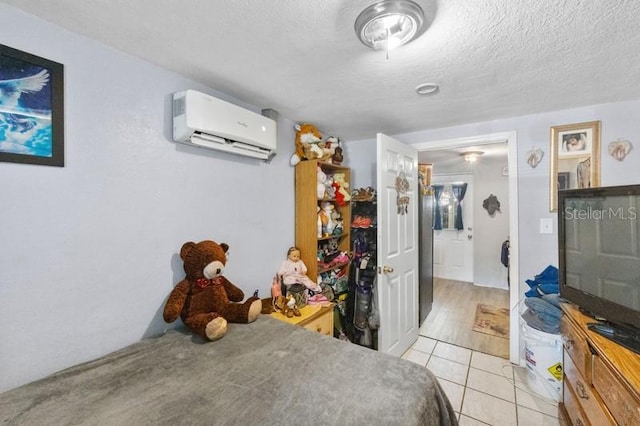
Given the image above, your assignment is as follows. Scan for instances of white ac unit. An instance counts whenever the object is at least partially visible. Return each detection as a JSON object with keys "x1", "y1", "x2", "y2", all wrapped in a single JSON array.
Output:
[{"x1": 172, "y1": 90, "x2": 277, "y2": 161}]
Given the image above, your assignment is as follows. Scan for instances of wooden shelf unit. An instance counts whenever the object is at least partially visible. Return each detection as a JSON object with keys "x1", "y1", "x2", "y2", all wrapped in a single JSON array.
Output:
[
  {"x1": 560, "y1": 302, "x2": 640, "y2": 425},
  {"x1": 294, "y1": 159, "x2": 351, "y2": 283}
]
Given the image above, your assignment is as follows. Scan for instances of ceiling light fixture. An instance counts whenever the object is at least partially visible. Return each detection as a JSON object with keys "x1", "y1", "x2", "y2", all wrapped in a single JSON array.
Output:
[
  {"x1": 415, "y1": 82, "x2": 439, "y2": 95},
  {"x1": 355, "y1": 0, "x2": 425, "y2": 58},
  {"x1": 461, "y1": 151, "x2": 484, "y2": 163}
]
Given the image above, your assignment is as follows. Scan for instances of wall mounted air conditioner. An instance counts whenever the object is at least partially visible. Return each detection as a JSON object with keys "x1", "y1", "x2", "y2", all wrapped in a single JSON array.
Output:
[{"x1": 173, "y1": 90, "x2": 277, "y2": 161}]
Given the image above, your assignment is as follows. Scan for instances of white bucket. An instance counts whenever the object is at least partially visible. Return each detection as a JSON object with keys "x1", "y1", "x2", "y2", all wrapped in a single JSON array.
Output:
[{"x1": 523, "y1": 323, "x2": 563, "y2": 402}]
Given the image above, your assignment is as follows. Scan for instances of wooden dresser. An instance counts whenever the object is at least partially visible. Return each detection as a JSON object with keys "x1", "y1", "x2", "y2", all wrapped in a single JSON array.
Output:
[
  {"x1": 270, "y1": 304, "x2": 334, "y2": 337},
  {"x1": 560, "y1": 303, "x2": 640, "y2": 425}
]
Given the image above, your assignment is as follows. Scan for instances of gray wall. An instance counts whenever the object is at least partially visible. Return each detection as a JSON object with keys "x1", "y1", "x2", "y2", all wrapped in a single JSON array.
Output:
[{"x1": 0, "y1": 4, "x2": 296, "y2": 392}]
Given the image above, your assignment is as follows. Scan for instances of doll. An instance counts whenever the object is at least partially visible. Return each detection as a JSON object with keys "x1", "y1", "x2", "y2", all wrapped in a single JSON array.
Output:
[{"x1": 278, "y1": 247, "x2": 321, "y2": 292}]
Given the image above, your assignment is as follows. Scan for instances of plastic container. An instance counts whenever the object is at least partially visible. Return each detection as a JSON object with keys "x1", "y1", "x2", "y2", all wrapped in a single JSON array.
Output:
[{"x1": 523, "y1": 323, "x2": 563, "y2": 402}]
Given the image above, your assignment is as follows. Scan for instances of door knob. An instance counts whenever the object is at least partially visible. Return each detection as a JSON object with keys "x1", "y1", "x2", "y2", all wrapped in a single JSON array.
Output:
[{"x1": 380, "y1": 265, "x2": 394, "y2": 274}]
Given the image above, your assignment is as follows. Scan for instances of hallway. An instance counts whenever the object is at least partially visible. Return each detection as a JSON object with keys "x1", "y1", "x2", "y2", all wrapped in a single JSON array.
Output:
[{"x1": 420, "y1": 278, "x2": 510, "y2": 359}]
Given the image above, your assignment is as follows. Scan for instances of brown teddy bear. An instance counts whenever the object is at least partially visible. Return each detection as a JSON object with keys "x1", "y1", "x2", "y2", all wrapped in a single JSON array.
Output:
[{"x1": 163, "y1": 240, "x2": 262, "y2": 341}]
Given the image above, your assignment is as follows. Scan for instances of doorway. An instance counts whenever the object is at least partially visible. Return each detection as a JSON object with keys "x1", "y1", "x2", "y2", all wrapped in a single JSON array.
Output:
[{"x1": 413, "y1": 132, "x2": 520, "y2": 364}]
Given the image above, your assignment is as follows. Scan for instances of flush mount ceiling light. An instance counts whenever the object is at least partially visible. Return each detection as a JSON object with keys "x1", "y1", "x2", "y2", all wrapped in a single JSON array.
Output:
[
  {"x1": 355, "y1": 0, "x2": 426, "y2": 53},
  {"x1": 461, "y1": 151, "x2": 484, "y2": 163}
]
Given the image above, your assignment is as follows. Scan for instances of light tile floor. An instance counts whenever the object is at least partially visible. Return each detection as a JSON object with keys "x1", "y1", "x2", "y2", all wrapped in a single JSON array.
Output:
[{"x1": 402, "y1": 336, "x2": 567, "y2": 425}]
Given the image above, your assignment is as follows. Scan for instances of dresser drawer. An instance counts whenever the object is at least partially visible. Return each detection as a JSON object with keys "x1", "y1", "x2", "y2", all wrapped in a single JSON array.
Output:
[
  {"x1": 564, "y1": 379, "x2": 591, "y2": 426},
  {"x1": 303, "y1": 309, "x2": 333, "y2": 336},
  {"x1": 561, "y1": 315, "x2": 590, "y2": 380},
  {"x1": 592, "y1": 354, "x2": 640, "y2": 425},
  {"x1": 563, "y1": 351, "x2": 615, "y2": 425}
]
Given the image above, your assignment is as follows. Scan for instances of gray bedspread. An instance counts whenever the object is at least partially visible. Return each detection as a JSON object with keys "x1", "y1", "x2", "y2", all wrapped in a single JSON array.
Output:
[{"x1": 0, "y1": 316, "x2": 457, "y2": 425}]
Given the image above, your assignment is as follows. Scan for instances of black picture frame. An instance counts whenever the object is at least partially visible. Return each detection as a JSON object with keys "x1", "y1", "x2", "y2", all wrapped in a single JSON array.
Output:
[{"x1": 0, "y1": 44, "x2": 64, "y2": 167}]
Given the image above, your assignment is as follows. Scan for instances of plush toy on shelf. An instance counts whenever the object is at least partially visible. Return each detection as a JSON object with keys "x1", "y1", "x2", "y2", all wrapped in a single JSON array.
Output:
[
  {"x1": 332, "y1": 172, "x2": 351, "y2": 206},
  {"x1": 290, "y1": 123, "x2": 323, "y2": 166},
  {"x1": 162, "y1": 240, "x2": 262, "y2": 341},
  {"x1": 318, "y1": 201, "x2": 336, "y2": 236},
  {"x1": 317, "y1": 165, "x2": 327, "y2": 199},
  {"x1": 329, "y1": 137, "x2": 344, "y2": 165}
]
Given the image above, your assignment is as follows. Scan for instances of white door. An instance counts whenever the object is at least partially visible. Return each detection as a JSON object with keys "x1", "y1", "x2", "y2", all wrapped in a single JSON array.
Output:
[
  {"x1": 432, "y1": 174, "x2": 474, "y2": 283},
  {"x1": 376, "y1": 133, "x2": 419, "y2": 356}
]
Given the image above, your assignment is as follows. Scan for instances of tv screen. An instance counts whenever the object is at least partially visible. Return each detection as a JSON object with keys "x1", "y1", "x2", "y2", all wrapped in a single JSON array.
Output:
[{"x1": 558, "y1": 185, "x2": 640, "y2": 333}]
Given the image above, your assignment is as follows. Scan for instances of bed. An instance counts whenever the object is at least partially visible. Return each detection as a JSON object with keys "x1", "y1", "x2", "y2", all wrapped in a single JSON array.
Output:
[{"x1": 0, "y1": 316, "x2": 457, "y2": 425}]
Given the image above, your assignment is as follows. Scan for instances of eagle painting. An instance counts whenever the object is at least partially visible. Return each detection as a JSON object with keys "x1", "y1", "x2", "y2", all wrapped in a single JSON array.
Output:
[{"x1": 0, "y1": 67, "x2": 53, "y2": 157}]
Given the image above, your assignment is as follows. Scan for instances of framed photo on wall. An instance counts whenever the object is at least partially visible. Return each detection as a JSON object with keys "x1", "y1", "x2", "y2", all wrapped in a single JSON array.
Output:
[
  {"x1": 0, "y1": 44, "x2": 64, "y2": 167},
  {"x1": 549, "y1": 121, "x2": 600, "y2": 211}
]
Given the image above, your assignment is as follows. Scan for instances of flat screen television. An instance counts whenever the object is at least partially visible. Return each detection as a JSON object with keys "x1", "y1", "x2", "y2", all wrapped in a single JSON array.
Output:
[{"x1": 558, "y1": 185, "x2": 640, "y2": 353}]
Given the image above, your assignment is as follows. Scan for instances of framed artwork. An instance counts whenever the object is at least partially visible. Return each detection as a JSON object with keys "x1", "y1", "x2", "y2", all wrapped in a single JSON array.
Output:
[
  {"x1": 549, "y1": 121, "x2": 600, "y2": 211},
  {"x1": 0, "y1": 44, "x2": 64, "y2": 167},
  {"x1": 418, "y1": 163, "x2": 433, "y2": 195}
]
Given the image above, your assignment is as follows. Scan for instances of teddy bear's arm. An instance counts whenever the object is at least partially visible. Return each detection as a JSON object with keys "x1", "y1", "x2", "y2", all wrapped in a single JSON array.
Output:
[
  {"x1": 163, "y1": 279, "x2": 190, "y2": 323},
  {"x1": 220, "y1": 276, "x2": 245, "y2": 302}
]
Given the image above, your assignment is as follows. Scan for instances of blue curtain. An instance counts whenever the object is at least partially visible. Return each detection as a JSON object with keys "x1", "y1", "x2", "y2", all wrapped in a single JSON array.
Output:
[
  {"x1": 451, "y1": 183, "x2": 468, "y2": 230},
  {"x1": 432, "y1": 185, "x2": 444, "y2": 230}
]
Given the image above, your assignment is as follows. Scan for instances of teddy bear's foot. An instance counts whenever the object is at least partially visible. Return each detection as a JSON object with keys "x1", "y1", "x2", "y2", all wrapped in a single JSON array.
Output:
[
  {"x1": 247, "y1": 299, "x2": 262, "y2": 323},
  {"x1": 205, "y1": 317, "x2": 228, "y2": 341}
]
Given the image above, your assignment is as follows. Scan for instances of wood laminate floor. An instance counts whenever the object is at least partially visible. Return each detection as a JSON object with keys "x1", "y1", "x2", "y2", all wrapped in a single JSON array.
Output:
[{"x1": 420, "y1": 278, "x2": 510, "y2": 359}]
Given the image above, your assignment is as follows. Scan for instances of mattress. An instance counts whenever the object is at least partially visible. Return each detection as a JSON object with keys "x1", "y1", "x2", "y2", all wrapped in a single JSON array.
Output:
[{"x1": 0, "y1": 316, "x2": 457, "y2": 425}]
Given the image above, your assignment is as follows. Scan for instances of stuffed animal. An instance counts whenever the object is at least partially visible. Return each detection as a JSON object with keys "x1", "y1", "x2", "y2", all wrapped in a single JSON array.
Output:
[
  {"x1": 318, "y1": 201, "x2": 335, "y2": 236},
  {"x1": 291, "y1": 123, "x2": 323, "y2": 166},
  {"x1": 317, "y1": 166, "x2": 327, "y2": 199},
  {"x1": 329, "y1": 137, "x2": 344, "y2": 165},
  {"x1": 332, "y1": 172, "x2": 351, "y2": 206},
  {"x1": 274, "y1": 294, "x2": 301, "y2": 318},
  {"x1": 324, "y1": 173, "x2": 336, "y2": 199},
  {"x1": 317, "y1": 140, "x2": 335, "y2": 163},
  {"x1": 163, "y1": 240, "x2": 262, "y2": 341}
]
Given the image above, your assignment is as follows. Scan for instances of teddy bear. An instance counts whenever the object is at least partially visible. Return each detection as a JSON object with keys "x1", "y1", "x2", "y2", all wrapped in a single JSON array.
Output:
[
  {"x1": 163, "y1": 240, "x2": 262, "y2": 341},
  {"x1": 290, "y1": 123, "x2": 323, "y2": 166}
]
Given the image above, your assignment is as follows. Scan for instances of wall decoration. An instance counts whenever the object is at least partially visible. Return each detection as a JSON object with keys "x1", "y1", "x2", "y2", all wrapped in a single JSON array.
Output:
[
  {"x1": 0, "y1": 44, "x2": 64, "y2": 167},
  {"x1": 395, "y1": 170, "x2": 410, "y2": 215},
  {"x1": 482, "y1": 194, "x2": 501, "y2": 217},
  {"x1": 526, "y1": 148, "x2": 544, "y2": 168},
  {"x1": 549, "y1": 121, "x2": 600, "y2": 211},
  {"x1": 608, "y1": 138, "x2": 632, "y2": 161},
  {"x1": 418, "y1": 163, "x2": 432, "y2": 195}
]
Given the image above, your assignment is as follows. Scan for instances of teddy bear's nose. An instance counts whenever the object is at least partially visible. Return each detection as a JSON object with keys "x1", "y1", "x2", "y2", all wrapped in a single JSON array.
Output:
[{"x1": 215, "y1": 268, "x2": 221, "y2": 275}]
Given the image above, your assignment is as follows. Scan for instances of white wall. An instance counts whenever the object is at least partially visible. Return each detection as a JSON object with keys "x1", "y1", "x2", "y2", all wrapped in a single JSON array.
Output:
[
  {"x1": 473, "y1": 156, "x2": 510, "y2": 288},
  {"x1": 0, "y1": 4, "x2": 296, "y2": 392}
]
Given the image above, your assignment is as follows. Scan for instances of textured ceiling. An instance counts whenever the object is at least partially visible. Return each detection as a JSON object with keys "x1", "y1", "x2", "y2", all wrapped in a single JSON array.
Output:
[{"x1": 3, "y1": 0, "x2": 640, "y2": 140}]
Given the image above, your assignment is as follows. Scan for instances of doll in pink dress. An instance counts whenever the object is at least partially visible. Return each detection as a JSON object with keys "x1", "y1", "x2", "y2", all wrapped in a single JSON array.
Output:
[{"x1": 278, "y1": 247, "x2": 321, "y2": 292}]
